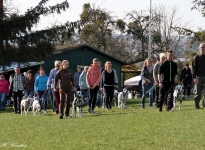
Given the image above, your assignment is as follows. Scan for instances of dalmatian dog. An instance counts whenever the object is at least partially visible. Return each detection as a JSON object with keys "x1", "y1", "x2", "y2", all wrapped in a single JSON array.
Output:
[
  {"x1": 113, "y1": 90, "x2": 119, "y2": 107},
  {"x1": 171, "y1": 85, "x2": 184, "y2": 111},
  {"x1": 72, "y1": 91, "x2": 84, "y2": 117},
  {"x1": 21, "y1": 96, "x2": 32, "y2": 115},
  {"x1": 118, "y1": 88, "x2": 128, "y2": 109},
  {"x1": 32, "y1": 98, "x2": 41, "y2": 116}
]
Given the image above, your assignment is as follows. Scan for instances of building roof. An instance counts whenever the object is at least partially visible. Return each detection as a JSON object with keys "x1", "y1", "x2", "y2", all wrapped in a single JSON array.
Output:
[{"x1": 54, "y1": 44, "x2": 127, "y2": 65}]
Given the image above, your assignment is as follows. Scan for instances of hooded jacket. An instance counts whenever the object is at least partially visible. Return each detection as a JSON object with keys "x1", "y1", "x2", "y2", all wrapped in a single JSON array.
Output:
[
  {"x1": 180, "y1": 68, "x2": 192, "y2": 84},
  {"x1": 0, "y1": 79, "x2": 9, "y2": 94},
  {"x1": 79, "y1": 71, "x2": 88, "y2": 89},
  {"x1": 86, "y1": 64, "x2": 101, "y2": 88}
]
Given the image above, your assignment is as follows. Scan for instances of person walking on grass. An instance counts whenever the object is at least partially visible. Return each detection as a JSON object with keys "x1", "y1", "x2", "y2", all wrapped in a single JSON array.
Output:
[
  {"x1": 86, "y1": 58, "x2": 101, "y2": 114},
  {"x1": 47, "y1": 60, "x2": 61, "y2": 114},
  {"x1": 24, "y1": 70, "x2": 35, "y2": 98},
  {"x1": 158, "y1": 50, "x2": 178, "y2": 112},
  {"x1": 101, "y1": 61, "x2": 118, "y2": 110},
  {"x1": 34, "y1": 68, "x2": 49, "y2": 113},
  {"x1": 153, "y1": 53, "x2": 166, "y2": 107},
  {"x1": 180, "y1": 63, "x2": 192, "y2": 99},
  {"x1": 192, "y1": 43, "x2": 205, "y2": 109},
  {"x1": 0, "y1": 73, "x2": 9, "y2": 111},
  {"x1": 74, "y1": 67, "x2": 81, "y2": 91},
  {"x1": 54, "y1": 60, "x2": 76, "y2": 119},
  {"x1": 141, "y1": 58, "x2": 154, "y2": 109},
  {"x1": 9, "y1": 66, "x2": 26, "y2": 114}
]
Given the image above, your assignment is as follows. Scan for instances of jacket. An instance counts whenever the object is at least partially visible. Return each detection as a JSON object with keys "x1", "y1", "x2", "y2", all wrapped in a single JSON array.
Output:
[
  {"x1": 192, "y1": 55, "x2": 205, "y2": 78},
  {"x1": 0, "y1": 79, "x2": 9, "y2": 94},
  {"x1": 86, "y1": 64, "x2": 101, "y2": 87},
  {"x1": 9, "y1": 73, "x2": 26, "y2": 92},
  {"x1": 180, "y1": 68, "x2": 192, "y2": 84},
  {"x1": 34, "y1": 75, "x2": 48, "y2": 92},
  {"x1": 101, "y1": 69, "x2": 118, "y2": 88},
  {"x1": 141, "y1": 66, "x2": 154, "y2": 86},
  {"x1": 74, "y1": 71, "x2": 81, "y2": 87},
  {"x1": 54, "y1": 68, "x2": 74, "y2": 90},
  {"x1": 79, "y1": 71, "x2": 88, "y2": 89}
]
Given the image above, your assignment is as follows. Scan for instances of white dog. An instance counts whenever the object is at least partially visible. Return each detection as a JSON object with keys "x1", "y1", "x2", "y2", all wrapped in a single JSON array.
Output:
[
  {"x1": 118, "y1": 88, "x2": 128, "y2": 109},
  {"x1": 32, "y1": 100, "x2": 41, "y2": 116},
  {"x1": 21, "y1": 97, "x2": 32, "y2": 115},
  {"x1": 72, "y1": 91, "x2": 84, "y2": 117},
  {"x1": 171, "y1": 85, "x2": 184, "y2": 111}
]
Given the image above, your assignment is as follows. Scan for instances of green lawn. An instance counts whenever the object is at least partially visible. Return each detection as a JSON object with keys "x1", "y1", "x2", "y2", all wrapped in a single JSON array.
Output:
[{"x1": 0, "y1": 98, "x2": 205, "y2": 150}]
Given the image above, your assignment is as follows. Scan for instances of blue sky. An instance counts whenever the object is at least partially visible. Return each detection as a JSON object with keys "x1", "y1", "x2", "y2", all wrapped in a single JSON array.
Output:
[{"x1": 13, "y1": 0, "x2": 205, "y2": 31}]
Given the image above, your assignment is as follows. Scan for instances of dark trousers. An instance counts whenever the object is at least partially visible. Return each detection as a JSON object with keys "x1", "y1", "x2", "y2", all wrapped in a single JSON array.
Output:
[
  {"x1": 183, "y1": 83, "x2": 191, "y2": 96},
  {"x1": 54, "y1": 91, "x2": 60, "y2": 111},
  {"x1": 194, "y1": 76, "x2": 205, "y2": 108},
  {"x1": 158, "y1": 82, "x2": 174, "y2": 110},
  {"x1": 104, "y1": 86, "x2": 114, "y2": 109},
  {"x1": 88, "y1": 86, "x2": 99, "y2": 110},
  {"x1": 59, "y1": 89, "x2": 71, "y2": 116},
  {"x1": 155, "y1": 86, "x2": 159, "y2": 106},
  {"x1": 12, "y1": 90, "x2": 23, "y2": 113}
]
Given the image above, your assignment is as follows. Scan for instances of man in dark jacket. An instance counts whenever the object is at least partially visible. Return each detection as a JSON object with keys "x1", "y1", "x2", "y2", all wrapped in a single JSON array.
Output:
[
  {"x1": 180, "y1": 63, "x2": 192, "y2": 98},
  {"x1": 192, "y1": 43, "x2": 205, "y2": 109},
  {"x1": 158, "y1": 50, "x2": 178, "y2": 112}
]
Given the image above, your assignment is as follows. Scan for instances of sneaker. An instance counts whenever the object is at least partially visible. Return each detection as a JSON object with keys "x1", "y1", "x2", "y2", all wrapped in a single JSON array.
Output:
[
  {"x1": 44, "y1": 111, "x2": 47, "y2": 114},
  {"x1": 88, "y1": 107, "x2": 91, "y2": 113},
  {"x1": 66, "y1": 115, "x2": 71, "y2": 119},
  {"x1": 159, "y1": 107, "x2": 162, "y2": 112},
  {"x1": 91, "y1": 110, "x2": 95, "y2": 114},
  {"x1": 59, "y1": 114, "x2": 64, "y2": 119},
  {"x1": 149, "y1": 106, "x2": 154, "y2": 109}
]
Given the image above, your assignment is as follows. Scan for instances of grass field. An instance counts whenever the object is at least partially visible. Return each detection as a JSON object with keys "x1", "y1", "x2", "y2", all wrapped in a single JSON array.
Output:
[{"x1": 0, "y1": 97, "x2": 205, "y2": 150}]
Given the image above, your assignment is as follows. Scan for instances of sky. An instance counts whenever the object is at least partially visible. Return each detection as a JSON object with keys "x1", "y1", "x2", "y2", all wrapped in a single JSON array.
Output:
[{"x1": 12, "y1": 0, "x2": 205, "y2": 31}]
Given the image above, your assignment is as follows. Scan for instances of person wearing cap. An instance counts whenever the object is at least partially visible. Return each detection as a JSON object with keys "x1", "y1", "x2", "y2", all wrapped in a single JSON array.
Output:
[
  {"x1": 153, "y1": 53, "x2": 166, "y2": 107},
  {"x1": 158, "y1": 50, "x2": 178, "y2": 112},
  {"x1": 74, "y1": 67, "x2": 82, "y2": 91},
  {"x1": 34, "y1": 68, "x2": 49, "y2": 113},
  {"x1": 0, "y1": 73, "x2": 9, "y2": 111},
  {"x1": 180, "y1": 63, "x2": 192, "y2": 99},
  {"x1": 24, "y1": 70, "x2": 35, "y2": 98},
  {"x1": 9, "y1": 66, "x2": 26, "y2": 114},
  {"x1": 192, "y1": 43, "x2": 205, "y2": 109},
  {"x1": 47, "y1": 60, "x2": 61, "y2": 114}
]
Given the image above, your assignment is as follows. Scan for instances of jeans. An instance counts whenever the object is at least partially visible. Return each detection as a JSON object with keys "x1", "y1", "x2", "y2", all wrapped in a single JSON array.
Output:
[
  {"x1": 38, "y1": 90, "x2": 48, "y2": 111},
  {"x1": 96, "y1": 89, "x2": 103, "y2": 107},
  {"x1": 0, "y1": 92, "x2": 6, "y2": 110},
  {"x1": 24, "y1": 89, "x2": 34, "y2": 98},
  {"x1": 141, "y1": 85, "x2": 153, "y2": 108},
  {"x1": 81, "y1": 89, "x2": 89, "y2": 105}
]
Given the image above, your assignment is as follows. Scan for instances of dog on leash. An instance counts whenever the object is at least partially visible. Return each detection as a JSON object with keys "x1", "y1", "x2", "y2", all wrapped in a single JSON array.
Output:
[
  {"x1": 118, "y1": 88, "x2": 128, "y2": 109},
  {"x1": 72, "y1": 91, "x2": 84, "y2": 117},
  {"x1": 21, "y1": 97, "x2": 32, "y2": 115},
  {"x1": 32, "y1": 99, "x2": 41, "y2": 116},
  {"x1": 171, "y1": 85, "x2": 184, "y2": 111},
  {"x1": 113, "y1": 90, "x2": 119, "y2": 107}
]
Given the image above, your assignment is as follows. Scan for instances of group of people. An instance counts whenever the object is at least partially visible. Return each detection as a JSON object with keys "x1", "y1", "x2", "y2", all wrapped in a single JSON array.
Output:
[
  {"x1": 140, "y1": 43, "x2": 205, "y2": 112},
  {"x1": 0, "y1": 58, "x2": 119, "y2": 119}
]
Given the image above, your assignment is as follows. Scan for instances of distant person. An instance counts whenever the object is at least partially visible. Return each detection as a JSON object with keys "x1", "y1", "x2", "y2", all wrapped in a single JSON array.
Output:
[
  {"x1": 153, "y1": 53, "x2": 166, "y2": 107},
  {"x1": 0, "y1": 73, "x2": 9, "y2": 111},
  {"x1": 180, "y1": 63, "x2": 192, "y2": 99},
  {"x1": 34, "y1": 67, "x2": 40, "y2": 80},
  {"x1": 54, "y1": 60, "x2": 76, "y2": 119},
  {"x1": 24, "y1": 70, "x2": 35, "y2": 98},
  {"x1": 86, "y1": 58, "x2": 101, "y2": 114},
  {"x1": 74, "y1": 67, "x2": 81, "y2": 91},
  {"x1": 158, "y1": 50, "x2": 178, "y2": 112},
  {"x1": 47, "y1": 60, "x2": 61, "y2": 114},
  {"x1": 79, "y1": 66, "x2": 89, "y2": 104},
  {"x1": 192, "y1": 43, "x2": 205, "y2": 109},
  {"x1": 9, "y1": 66, "x2": 26, "y2": 114},
  {"x1": 34, "y1": 68, "x2": 49, "y2": 113},
  {"x1": 141, "y1": 58, "x2": 154, "y2": 109},
  {"x1": 101, "y1": 61, "x2": 118, "y2": 110}
]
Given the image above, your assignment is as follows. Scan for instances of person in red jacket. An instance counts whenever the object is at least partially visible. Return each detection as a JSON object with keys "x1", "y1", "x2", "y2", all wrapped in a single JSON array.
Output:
[
  {"x1": 0, "y1": 73, "x2": 9, "y2": 111},
  {"x1": 86, "y1": 58, "x2": 101, "y2": 114}
]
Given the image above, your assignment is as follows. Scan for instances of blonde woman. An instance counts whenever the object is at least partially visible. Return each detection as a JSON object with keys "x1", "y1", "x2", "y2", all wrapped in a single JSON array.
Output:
[
  {"x1": 101, "y1": 61, "x2": 118, "y2": 110},
  {"x1": 141, "y1": 58, "x2": 154, "y2": 109}
]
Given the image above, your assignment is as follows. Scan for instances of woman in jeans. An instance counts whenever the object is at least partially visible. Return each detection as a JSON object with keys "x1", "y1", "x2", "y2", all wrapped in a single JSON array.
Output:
[
  {"x1": 101, "y1": 61, "x2": 118, "y2": 110},
  {"x1": 24, "y1": 70, "x2": 34, "y2": 98},
  {"x1": 0, "y1": 73, "x2": 9, "y2": 111},
  {"x1": 141, "y1": 58, "x2": 154, "y2": 109},
  {"x1": 86, "y1": 58, "x2": 101, "y2": 114}
]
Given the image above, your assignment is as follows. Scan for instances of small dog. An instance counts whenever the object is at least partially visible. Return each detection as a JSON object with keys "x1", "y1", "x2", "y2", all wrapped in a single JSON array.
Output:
[
  {"x1": 113, "y1": 90, "x2": 119, "y2": 107},
  {"x1": 171, "y1": 85, "x2": 184, "y2": 111},
  {"x1": 72, "y1": 91, "x2": 84, "y2": 117},
  {"x1": 32, "y1": 99, "x2": 41, "y2": 116},
  {"x1": 118, "y1": 88, "x2": 128, "y2": 109},
  {"x1": 21, "y1": 97, "x2": 32, "y2": 115}
]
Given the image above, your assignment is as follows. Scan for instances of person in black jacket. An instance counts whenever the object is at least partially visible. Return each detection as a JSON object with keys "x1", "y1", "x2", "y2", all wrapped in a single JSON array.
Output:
[
  {"x1": 180, "y1": 64, "x2": 192, "y2": 98},
  {"x1": 158, "y1": 50, "x2": 178, "y2": 112}
]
